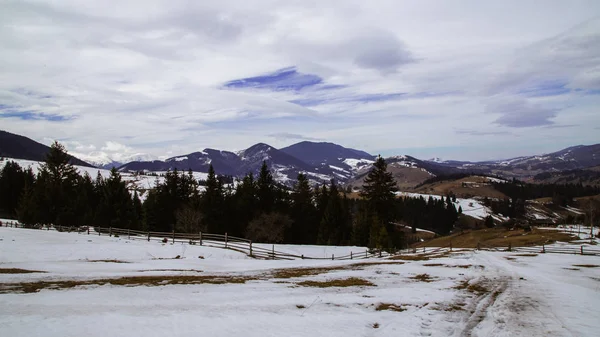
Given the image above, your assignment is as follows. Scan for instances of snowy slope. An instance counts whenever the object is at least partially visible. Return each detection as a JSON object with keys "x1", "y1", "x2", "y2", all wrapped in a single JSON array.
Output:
[
  {"x1": 1, "y1": 227, "x2": 599, "y2": 336},
  {"x1": 0, "y1": 158, "x2": 207, "y2": 200}
]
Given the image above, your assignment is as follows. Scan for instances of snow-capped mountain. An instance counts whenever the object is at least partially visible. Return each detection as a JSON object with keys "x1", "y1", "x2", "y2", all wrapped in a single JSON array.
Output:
[
  {"x1": 433, "y1": 144, "x2": 600, "y2": 179},
  {"x1": 73, "y1": 152, "x2": 158, "y2": 169},
  {"x1": 3, "y1": 128, "x2": 600, "y2": 188}
]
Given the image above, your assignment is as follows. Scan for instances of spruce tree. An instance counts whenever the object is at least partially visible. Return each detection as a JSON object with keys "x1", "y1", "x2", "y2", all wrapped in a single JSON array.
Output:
[
  {"x1": 39, "y1": 141, "x2": 80, "y2": 227},
  {"x1": 360, "y1": 155, "x2": 398, "y2": 225},
  {"x1": 290, "y1": 173, "x2": 316, "y2": 243},
  {"x1": 360, "y1": 155, "x2": 398, "y2": 246},
  {"x1": 256, "y1": 161, "x2": 274, "y2": 214},
  {"x1": 201, "y1": 164, "x2": 224, "y2": 233}
]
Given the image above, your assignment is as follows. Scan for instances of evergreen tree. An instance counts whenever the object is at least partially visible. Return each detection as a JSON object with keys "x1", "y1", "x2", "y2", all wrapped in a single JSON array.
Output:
[
  {"x1": 201, "y1": 164, "x2": 224, "y2": 233},
  {"x1": 256, "y1": 161, "x2": 275, "y2": 214},
  {"x1": 0, "y1": 161, "x2": 33, "y2": 218},
  {"x1": 318, "y1": 180, "x2": 344, "y2": 245},
  {"x1": 132, "y1": 191, "x2": 143, "y2": 230},
  {"x1": 38, "y1": 141, "x2": 80, "y2": 227},
  {"x1": 360, "y1": 156, "x2": 398, "y2": 225},
  {"x1": 290, "y1": 173, "x2": 316, "y2": 243},
  {"x1": 98, "y1": 168, "x2": 134, "y2": 228},
  {"x1": 351, "y1": 203, "x2": 370, "y2": 246},
  {"x1": 232, "y1": 173, "x2": 256, "y2": 237}
]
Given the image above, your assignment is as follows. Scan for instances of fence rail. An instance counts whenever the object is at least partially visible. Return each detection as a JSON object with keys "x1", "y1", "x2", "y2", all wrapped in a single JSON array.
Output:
[
  {"x1": 0, "y1": 220, "x2": 382, "y2": 261},
  {"x1": 3, "y1": 219, "x2": 597, "y2": 258}
]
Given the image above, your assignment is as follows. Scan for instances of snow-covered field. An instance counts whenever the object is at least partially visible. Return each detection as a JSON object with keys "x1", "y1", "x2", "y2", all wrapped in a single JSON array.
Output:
[
  {"x1": 1, "y1": 227, "x2": 599, "y2": 336},
  {"x1": 395, "y1": 192, "x2": 508, "y2": 221}
]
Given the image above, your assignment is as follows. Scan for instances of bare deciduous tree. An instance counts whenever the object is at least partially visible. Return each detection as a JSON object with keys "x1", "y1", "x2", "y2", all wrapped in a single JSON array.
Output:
[
  {"x1": 175, "y1": 206, "x2": 204, "y2": 233},
  {"x1": 245, "y1": 212, "x2": 292, "y2": 243}
]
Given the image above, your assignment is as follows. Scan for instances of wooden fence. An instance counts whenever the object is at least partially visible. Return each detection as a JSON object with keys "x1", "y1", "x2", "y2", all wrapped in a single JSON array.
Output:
[
  {"x1": 0, "y1": 220, "x2": 382, "y2": 261},
  {"x1": 3, "y1": 220, "x2": 598, "y2": 258}
]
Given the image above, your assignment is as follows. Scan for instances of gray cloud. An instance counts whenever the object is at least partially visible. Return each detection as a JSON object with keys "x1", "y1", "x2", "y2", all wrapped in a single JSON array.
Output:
[
  {"x1": 269, "y1": 132, "x2": 323, "y2": 142},
  {"x1": 351, "y1": 32, "x2": 415, "y2": 73},
  {"x1": 486, "y1": 100, "x2": 558, "y2": 128},
  {"x1": 455, "y1": 129, "x2": 512, "y2": 136}
]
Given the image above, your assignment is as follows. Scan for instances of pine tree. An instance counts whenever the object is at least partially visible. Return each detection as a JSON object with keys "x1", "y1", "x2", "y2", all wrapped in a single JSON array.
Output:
[
  {"x1": 38, "y1": 141, "x2": 80, "y2": 227},
  {"x1": 290, "y1": 173, "x2": 316, "y2": 243},
  {"x1": 351, "y1": 203, "x2": 370, "y2": 246},
  {"x1": 360, "y1": 156, "x2": 398, "y2": 225},
  {"x1": 257, "y1": 161, "x2": 274, "y2": 214},
  {"x1": 98, "y1": 168, "x2": 134, "y2": 228},
  {"x1": 318, "y1": 180, "x2": 343, "y2": 245},
  {"x1": 360, "y1": 155, "x2": 398, "y2": 246},
  {"x1": 232, "y1": 173, "x2": 257, "y2": 237},
  {"x1": 201, "y1": 164, "x2": 224, "y2": 233},
  {"x1": 132, "y1": 191, "x2": 143, "y2": 230}
]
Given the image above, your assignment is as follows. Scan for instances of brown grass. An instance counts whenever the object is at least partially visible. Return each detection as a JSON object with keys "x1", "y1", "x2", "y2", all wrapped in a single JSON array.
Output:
[
  {"x1": 296, "y1": 304, "x2": 306, "y2": 309},
  {"x1": 296, "y1": 277, "x2": 375, "y2": 288},
  {"x1": 512, "y1": 254, "x2": 538, "y2": 257},
  {"x1": 454, "y1": 279, "x2": 489, "y2": 294},
  {"x1": 415, "y1": 227, "x2": 577, "y2": 248},
  {"x1": 0, "y1": 268, "x2": 45, "y2": 274},
  {"x1": 564, "y1": 268, "x2": 580, "y2": 271},
  {"x1": 270, "y1": 267, "x2": 345, "y2": 279},
  {"x1": 573, "y1": 264, "x2": 599, "y2": 268},
  {"x1": 270, "y1": 261, "x2": 406, "y2": 279},
  {"x1": 389, "y1": 252, "x2": 450, "y2": 261},
  {"x1": 411, "y1": 273, "x2": 436, "y2": 282},
  {"x1": 137, "y1": 269, "x2": 203, "y2": 273},
  {"x1": 87, "y1": 259, "x2": 129, "y2": 263},
  {"x1": 423, "y1": 263, "x2": 445, "y2": 267},
  {"x1": 504, "y1": 257, "x2": 516, "y2": 261},
  {"x1": 0, "y1": 275, "x2": 254, "y2": 294},
  {"x1": 372, "y1": 323, "x2": 380, "y2": 329},
  {"x1": 375, "y1": 303, "x2": 406, "y2": 312}
]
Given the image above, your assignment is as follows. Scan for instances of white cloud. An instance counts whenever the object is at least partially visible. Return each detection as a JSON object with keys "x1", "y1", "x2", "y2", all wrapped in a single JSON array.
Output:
[{"x1": 1, "y1": 0, "x2": 599, "y2": 161}]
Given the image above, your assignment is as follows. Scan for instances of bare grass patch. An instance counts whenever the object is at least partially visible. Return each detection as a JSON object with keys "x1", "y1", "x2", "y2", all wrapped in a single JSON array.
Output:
[
  {"x1": 296, "y1": 277, "x2": 375, "y2": 288},
  {"x1": 0, "y1": 268, "x2": 45, "y2": 274}
]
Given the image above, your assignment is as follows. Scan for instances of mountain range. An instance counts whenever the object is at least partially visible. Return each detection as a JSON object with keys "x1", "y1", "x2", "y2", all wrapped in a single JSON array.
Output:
[{"x1": 2, "y1": 129, "x2": 600, "y2": 187}]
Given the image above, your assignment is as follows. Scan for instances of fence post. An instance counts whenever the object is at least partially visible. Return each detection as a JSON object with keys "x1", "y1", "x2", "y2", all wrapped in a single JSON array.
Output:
[
  {"x1": 379, "y1": 249, "x2": 382, "y2": 258},
  {"x1": 225, "y1": 232, "x2": 228, "y2": 248},
  {"x1": 148, "y1": 231, "x2": 150, "y2": 242},
  {"x1": 301, "y1": 254, "x2": 304, "y2": 260},
  {"x1": 87, "y1": 227, "x2": 90, "y2": 235},
  {"x1": 366, "y1": 249, "x2": 368, "y2": 258},
  {"x1": 128, "y1": 229, "x2": 131, "y2": 240},
  {"x1": 477, "y1": 242, "x2": 480, "y2": 251},
  {"x1": 508, "y1": 243, "x2": 511, "y2": 252},
  {"x1": 109, "y1": 227, "x2": 112, "y2": 237},
  {"x1": 542, "y1": 244, "x2": 545, "y2": 253},
  {"x1": 351, "y1": 251, "x2": 353, "y2": 260},
  {"x1": 332, "y1": 254, "x2": 334, "y2": 261},
  {"x1": 199, "y1": 232, "x2": 203, "y2": 246},
  {"x1": 581, "y1": 246, "x2": 584, "y2": 255},
  {"x1": 423, "y1": 247, "x2": 425, "y2": 253},
  {"x1": 272, "y1": 245, "x2": 275, "y2": 260},
  {"x1": 99, "y1": 227, "x2": 101, "y2": 236},
  {"x1": 172, "y1": 230, "x2": 175, "y2": 244},
  {"x1": 249, "y1": 240, "x2": 252, "y2": 257}
]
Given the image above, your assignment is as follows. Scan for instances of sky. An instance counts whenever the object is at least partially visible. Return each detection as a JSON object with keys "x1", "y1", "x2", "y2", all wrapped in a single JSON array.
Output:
[{"x1": 1, "y1": 0, "x2": 599, "y2": 163}]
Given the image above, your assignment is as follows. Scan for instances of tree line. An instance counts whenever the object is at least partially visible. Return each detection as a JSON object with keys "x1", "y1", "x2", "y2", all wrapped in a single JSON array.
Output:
[{"x1": 1, "y1": 142, "x2": 464, "y2": 249}]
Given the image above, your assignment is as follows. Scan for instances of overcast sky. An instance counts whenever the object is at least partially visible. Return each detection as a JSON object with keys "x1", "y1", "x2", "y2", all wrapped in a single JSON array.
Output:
[{"x1": 1, "y1": 0, "x2": 599, "y2": 162}]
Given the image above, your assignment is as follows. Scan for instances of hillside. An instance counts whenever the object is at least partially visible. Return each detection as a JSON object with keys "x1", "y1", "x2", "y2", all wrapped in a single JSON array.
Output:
[
  {"x1": 0, "y1": 130, "x2": 92, "y2": 167},
  {"x1": 3, "y1": 129, "x2": 600, "y2": 189},
  {"x1": 412, "y1": 176, "x2": 508, "y2": 199}
]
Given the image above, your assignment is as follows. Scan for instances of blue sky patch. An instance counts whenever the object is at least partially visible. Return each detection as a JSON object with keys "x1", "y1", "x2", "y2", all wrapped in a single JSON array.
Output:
[
  {"x1": 0, "y1": 106, "x2": 70, "y2": 122},
  {"x1": 518, "y1": 80, "x2": 571, "y2": 97},
  {"x1": 223, "y1": 67, "x2": 323, "y2": 91}
]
